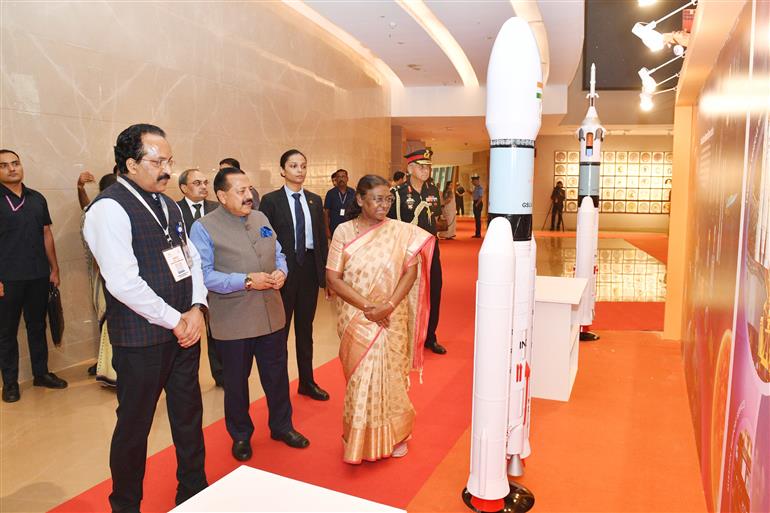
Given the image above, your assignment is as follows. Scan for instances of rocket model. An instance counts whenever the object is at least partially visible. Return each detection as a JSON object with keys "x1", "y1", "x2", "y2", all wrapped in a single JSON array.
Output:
[
  {"x1": 575, "y1": 63, "x2": 604, "y2": 342},
  {"x1": 463, "y1": 17, "x2": 540, "y2": 513}
]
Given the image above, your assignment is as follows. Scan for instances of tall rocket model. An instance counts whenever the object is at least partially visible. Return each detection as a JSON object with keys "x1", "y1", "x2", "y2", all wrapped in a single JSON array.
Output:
[
  {"x1": 575, "y1": 63, "x2": 604, "y2": 342},
  {"x1": 463, "y1": 17, "x2": 541, "y2": 513}
]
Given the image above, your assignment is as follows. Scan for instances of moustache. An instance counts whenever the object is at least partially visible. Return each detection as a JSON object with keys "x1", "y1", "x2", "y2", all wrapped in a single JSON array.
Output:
[
  {"x1": 242, "y1": 199, "x2": 253, "y2": 207},
  {"x1": 157, "y1": 173, "x2": 171, "y2": 182}
]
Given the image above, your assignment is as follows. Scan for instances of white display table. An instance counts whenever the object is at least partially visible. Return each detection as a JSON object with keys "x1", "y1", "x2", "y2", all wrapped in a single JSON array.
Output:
[
  {"x1": 172, "y1": 465, "x2": 405, "y2": 512},
  {"x1": 531, "y1": 275, "x2": 588, "y2": 402}
]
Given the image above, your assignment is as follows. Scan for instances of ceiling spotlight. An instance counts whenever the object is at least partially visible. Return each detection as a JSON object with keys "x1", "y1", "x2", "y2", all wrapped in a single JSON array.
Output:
[
  {"x1": 638, "y1": 67, "x2": 657, "y2": 93},
  {"x1": 638, "y1": 0, "x2": 656, "y2": 5},
  {"x1": 632, "y1": 0, "x2": 698, "y2": 52},
  {"x1": 639, "y1": 93, "x2": 654, "y2": 112},
  {"x1": 638, "y1": 86, "x2": 676, "y2": 112}
]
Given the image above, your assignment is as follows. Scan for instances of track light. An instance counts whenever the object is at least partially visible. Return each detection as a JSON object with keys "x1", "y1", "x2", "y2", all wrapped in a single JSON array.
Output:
[
  {"x1": 638, "y1": 86, "x2": 676, "y2": 112},
  {"x1": 638, "y1": 68, "x2": 680, "y2": 94},
  {"x1": 632, "y1": 0, "x2": 697, "y2": 52}
]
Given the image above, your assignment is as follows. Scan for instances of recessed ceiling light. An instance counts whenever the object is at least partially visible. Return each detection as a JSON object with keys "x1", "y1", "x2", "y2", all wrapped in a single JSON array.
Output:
[{"x1": 407, "y1": 64, "x2": 422, "y2": 70}]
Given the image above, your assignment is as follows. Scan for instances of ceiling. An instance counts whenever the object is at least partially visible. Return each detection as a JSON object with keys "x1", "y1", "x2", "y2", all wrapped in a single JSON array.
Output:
[{"x1": 293, "y1": 1, "x2": 677, "y2": 152}]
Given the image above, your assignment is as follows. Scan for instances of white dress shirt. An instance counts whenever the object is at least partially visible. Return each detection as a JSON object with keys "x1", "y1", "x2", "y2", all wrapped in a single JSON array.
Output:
[
  {"x1": 83, "y1": 189, "x2": 208, "y2": 331},
  {"x1": 184, "y1": 196, "x2": 206, "y2": 217},
  {"x1": 283, "y1": 185, "x2": 314, "y2": 250}
]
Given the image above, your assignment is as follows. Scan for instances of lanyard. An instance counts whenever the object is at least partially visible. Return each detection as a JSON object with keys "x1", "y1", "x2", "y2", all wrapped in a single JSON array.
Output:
[
  {"x1": 338, "y1": 189, "x2": 349, "y2": 205},
  {"x1": 5, "y1": 195, "x2": 25, "y2": 212},
  {"x1": 118, "y1": 177, "x2": 174, "y2": 247}
]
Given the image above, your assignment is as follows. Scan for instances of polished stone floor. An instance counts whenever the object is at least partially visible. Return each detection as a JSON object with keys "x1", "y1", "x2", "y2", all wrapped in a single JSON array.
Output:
[{"x1": 535, "y1": 236, "x2": 667, "y2": 302}]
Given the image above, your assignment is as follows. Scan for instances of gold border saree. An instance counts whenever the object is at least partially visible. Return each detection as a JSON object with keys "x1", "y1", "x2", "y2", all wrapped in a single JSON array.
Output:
[{"x1": 327, "y1": 219, "x2": 434, "y2": 464}]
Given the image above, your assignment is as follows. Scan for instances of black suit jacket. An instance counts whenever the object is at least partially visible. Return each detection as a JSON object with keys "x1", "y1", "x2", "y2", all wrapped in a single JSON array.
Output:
[
  {"x1": 177, "y1": 199, "x2": 219, "y2": 235},
  {"x1": 259, "y1": 187, "x2": 327, "y2": 288}
]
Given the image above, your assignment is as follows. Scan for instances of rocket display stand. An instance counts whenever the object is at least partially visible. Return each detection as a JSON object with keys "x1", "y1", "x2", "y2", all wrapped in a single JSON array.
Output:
[{"x1": 461, "y1": 483, "x2": 535, "y2": 513}]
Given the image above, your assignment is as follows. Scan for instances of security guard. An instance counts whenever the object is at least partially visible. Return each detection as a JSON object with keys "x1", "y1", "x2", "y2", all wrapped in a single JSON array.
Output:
[{"x1": 388, "y1": 148, "x2": 447, "y2": 355}]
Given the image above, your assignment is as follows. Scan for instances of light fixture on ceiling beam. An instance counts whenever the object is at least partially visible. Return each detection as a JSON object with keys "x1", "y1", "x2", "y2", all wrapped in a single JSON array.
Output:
[
  {"x1": 632, "y1": 0, "x2": 697, "y2": 52},
  {"x1": 638, "y1": 0, "x2": 656, "y2": 6},
  {"x1": 636, "y1": 51, "x2": 685, "y2": 91},
  {"x1": 396, "y1": 0, "x2": 479, "y2": 87},
  {"x1": 638, "y1": 68, "x2": 680, "y2": 94},
  {"x1": 639, "y1": 86, "x2": 676, "y2": 112}
]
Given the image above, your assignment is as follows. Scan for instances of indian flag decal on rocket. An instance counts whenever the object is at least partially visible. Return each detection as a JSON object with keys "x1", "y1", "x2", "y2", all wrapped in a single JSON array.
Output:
[{"x1": 536, "y1": 81, "x2": 543, "y2": 99}]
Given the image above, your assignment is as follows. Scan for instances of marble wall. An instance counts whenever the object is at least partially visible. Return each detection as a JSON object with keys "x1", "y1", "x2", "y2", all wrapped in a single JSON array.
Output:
[{"x1": 0, "y1": 1, "x2": 391, "y2": 380}]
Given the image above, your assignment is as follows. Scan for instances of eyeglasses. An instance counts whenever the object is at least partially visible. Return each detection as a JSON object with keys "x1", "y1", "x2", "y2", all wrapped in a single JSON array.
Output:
[
  {"x1": 368, "y1": 195, "x2": 394, "y2": 206},
  {"x1": 190, "y1": 180, "x2": 209, "y2": 187},
  {"x1": 140, "y1": 157, "x2": 175, "y2": 170}
]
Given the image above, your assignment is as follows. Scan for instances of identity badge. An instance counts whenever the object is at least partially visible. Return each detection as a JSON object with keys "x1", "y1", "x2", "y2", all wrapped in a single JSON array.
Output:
[
  {"x1": 340, "y1": 208, "x2": 345, "y2": 216},
  {"x1": 162, "y1": 246, "x2": 192, "y2": 282}
]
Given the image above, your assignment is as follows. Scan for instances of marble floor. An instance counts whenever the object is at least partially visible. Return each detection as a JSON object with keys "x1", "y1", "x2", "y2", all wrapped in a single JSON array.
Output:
[{"x1": 0, "y1": 233, "x2": 667, "y2": 512}]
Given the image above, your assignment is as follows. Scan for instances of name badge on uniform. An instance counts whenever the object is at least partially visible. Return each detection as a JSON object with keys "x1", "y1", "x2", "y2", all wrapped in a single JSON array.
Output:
[
  {"x1": 163, "y1": 246, "x2": 192, "y2": 282},
  {"x1": 339, "y1": 208, "x2": 345, "y2": 216}
]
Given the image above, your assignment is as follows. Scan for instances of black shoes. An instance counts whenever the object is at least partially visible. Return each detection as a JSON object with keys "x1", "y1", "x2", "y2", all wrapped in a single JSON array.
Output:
[
  {"x1": 87, "y1": 364, "x2": 97, "y2": 376},
  {"x1": 2, "y1": 383, "x2": 20, "y2": 403},
  {"x1": 232, "y1": 440, "x2": 252, "y2": 461},
  {"x1": 425, "y1": 340, "x2": 447, "y2": 355},
  {"x1": 298, "y1": 382, "x2": 329, "y2": 401},
  {"x1": 472, "y1": 235, "x2": 482, "y2": 238},
  {"x1": 271, "y1": 429, "x2": 310, "y2": 449},
  {"x1": 33, "y1": 372, "x2": 68, "y2": 389}
]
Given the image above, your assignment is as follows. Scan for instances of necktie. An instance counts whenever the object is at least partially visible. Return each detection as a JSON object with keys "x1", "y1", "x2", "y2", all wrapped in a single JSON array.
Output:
[
  {"x1": 151, "y1": 194, "x2": 168, "y2": 229},
  {"x1": 292, "y1": 192, "x2": 306, "y2": 266},
  {"x1": 193, "y1": 203, "x2": 202, "y2": 220}
]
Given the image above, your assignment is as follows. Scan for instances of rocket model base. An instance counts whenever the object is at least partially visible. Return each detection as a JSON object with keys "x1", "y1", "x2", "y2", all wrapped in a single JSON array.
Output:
[{"x1": 462, "y1": 483, "x2": 535, "y2": 513}]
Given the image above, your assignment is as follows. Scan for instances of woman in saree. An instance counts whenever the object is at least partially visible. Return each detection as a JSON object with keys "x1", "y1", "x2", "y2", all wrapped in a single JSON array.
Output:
[
  {"x1": 438, "y1": 180, "x2": 457, "y2": 239},
  {"x1": 326, "y1": 174, "x2": 435, "y2": 463}
]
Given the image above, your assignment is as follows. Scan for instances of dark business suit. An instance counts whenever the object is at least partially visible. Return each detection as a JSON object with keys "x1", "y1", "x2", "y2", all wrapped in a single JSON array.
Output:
[
  {"x1": 177, "y1": 198, "x2": 223, "y2": 386},
  {"x1": 259, "y1": 187, "x2": 327, "y2": 388}
]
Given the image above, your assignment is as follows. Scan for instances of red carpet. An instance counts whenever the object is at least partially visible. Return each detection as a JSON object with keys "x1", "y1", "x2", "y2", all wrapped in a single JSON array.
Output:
[{"x1": 51, "y1": 218, "x2": 675, "y2": 512}]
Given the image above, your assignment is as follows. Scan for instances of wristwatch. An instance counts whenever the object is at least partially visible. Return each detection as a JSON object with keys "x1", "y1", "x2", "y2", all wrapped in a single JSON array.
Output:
[{"x1": 244, "y1": 276, "x2": 253, "y2": 290}]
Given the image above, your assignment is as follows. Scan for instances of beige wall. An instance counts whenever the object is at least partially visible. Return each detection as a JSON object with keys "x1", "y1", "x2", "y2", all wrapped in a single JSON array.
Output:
[
  {"x1": 533, "y1": 135, "x2": 673, "y2": 232},
  {"x1": 0, "y1": 2, "x2": 390, "y2": 381}
]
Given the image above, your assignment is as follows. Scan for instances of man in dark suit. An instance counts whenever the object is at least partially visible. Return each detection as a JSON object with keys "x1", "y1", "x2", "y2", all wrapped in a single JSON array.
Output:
[
  {"x1": 177, "y1": 168, "x2": 223, "y2": 387},
  {"x1": 259, "y1": 149, "x2": 329, "y2": 401}
]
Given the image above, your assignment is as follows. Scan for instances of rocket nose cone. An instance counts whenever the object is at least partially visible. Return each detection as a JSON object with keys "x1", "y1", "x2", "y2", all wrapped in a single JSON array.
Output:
[{"x1": 486, "y1": 17, "x2": 543, "y2": 141}]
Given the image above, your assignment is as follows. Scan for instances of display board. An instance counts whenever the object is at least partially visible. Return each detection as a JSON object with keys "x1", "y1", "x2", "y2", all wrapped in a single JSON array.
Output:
[{"x1": 553, "y1": 150, "x2": 672, "y2": 213}]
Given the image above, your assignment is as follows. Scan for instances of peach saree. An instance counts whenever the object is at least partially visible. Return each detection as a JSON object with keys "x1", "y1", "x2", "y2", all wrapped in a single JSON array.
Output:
[{"x1": 327, "y1": 218, "x2": 434, "y2": 463}]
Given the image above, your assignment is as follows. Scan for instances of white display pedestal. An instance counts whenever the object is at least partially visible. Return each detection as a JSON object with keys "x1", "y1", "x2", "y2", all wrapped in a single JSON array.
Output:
[
  {"x1": 531, "y1": 276, "x2": 588, "y2": 402},
  {"x1": 171, "y1": 465, "x2": 405, "y2": 512}
]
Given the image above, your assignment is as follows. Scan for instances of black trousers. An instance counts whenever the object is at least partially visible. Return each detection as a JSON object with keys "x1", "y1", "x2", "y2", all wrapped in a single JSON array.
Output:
[
  {"x1": 203, "y1": 314, "x2": 223, "y2": 384},
  {"x1": 551, "y1": 204, "x2": 564, "y2": 230},
  {"x1": 280, "y1": 252, "x2": 319, "y2": 386},
  {"x1": 473, "y1": 202, "x2": 483, "y2": 236},
  {"x1": 216, "y1": 330, "x2": 293, "y2": 441},
  {"x1": 109, "y1": 342, "x2": 207, "y2": 513},
  {"x1": 0, "y1": 277, "x2": 50, "y2": 385},
  {"x1": 425, "y1": 242, "x2": 443, "y2": 346},
  {"x1": 455, "y1": 196, "x2": 465, "y2": 215}
]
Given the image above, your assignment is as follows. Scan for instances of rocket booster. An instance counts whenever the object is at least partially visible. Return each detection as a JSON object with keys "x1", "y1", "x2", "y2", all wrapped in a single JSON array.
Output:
[{"x1": 575, "y1": 64, "x2": 604, "y2": 333}]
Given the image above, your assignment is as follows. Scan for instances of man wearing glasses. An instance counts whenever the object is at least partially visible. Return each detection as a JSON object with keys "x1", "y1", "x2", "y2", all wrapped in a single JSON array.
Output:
[
  {"x1": 83, "y1": 124, "x2": 209, "y2": 512},
  {"x1": 177, "y1": 168, "x2": 223, "y2": 388}
]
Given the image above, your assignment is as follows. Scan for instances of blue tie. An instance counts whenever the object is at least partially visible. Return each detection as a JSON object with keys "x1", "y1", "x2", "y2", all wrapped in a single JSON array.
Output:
[{"x1": 293, "y1": 193, "x2": 306, "y2": 265}]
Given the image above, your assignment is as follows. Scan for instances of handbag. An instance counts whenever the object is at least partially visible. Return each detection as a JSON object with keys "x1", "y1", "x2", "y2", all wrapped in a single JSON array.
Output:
[{"x1": 47, "y1": 284, "x2": 65, "y2": 346}]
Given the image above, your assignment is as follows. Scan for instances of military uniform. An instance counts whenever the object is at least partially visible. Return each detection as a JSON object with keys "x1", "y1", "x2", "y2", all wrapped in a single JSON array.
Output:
[{"x1": 388, "y1": 148, "x2": 447, "y2": 355}]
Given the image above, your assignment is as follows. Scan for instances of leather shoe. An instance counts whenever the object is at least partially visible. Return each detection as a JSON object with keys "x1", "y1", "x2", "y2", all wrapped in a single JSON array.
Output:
[
  {"x1": 425, "y1": 340, "x2": 447, "y2": 355},
  {"x1": 298, "y1": 382, "x2": 330, "y2": 401},
  {"x1": 2, "y1": 383, "x2": 20, "y2": 403},
  {"x1": 231, "y1": 440, "x2": 252, "y2": 461},
  {"x1": 33, "y1": 372, "x2": 68, "y2": 389},
  {"x1": 271, "y1": 429, "x2": 310, "y2": 449}
]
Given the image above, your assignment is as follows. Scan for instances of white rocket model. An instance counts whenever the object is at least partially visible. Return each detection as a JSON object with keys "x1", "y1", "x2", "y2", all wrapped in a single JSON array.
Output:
[
  {"x1": 464, "y1": 17, "x2": 540, "y2": 512},
  {"x1": 575, "y1": 63, "x2": 604, "y2": 342}
]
